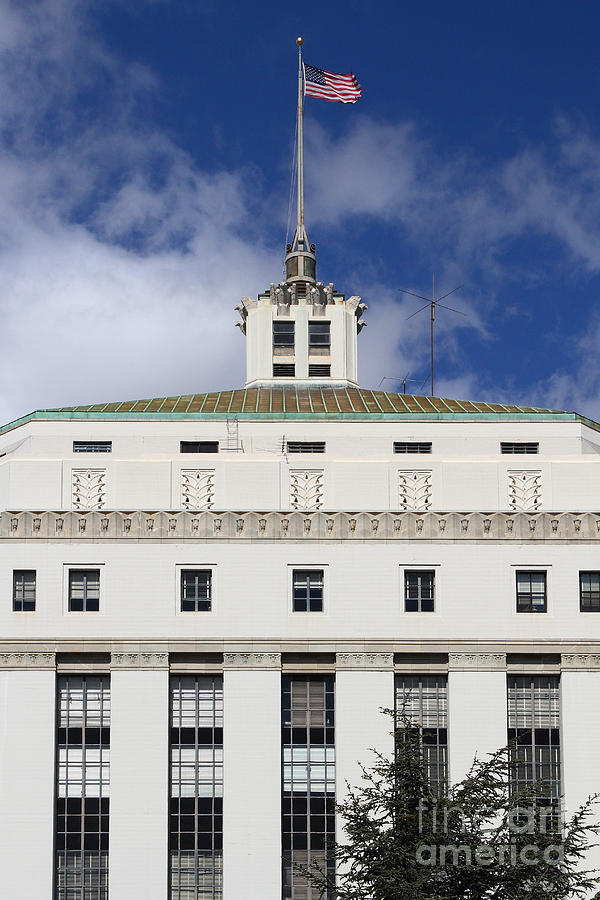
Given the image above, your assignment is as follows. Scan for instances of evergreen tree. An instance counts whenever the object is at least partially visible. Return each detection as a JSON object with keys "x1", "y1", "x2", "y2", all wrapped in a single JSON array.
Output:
[{"x1": 302, "y1": 713, "x2": 600, "y2": 900}]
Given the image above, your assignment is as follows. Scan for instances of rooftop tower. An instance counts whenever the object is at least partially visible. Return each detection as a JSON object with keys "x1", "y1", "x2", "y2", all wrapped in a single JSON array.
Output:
[{"x1": 236, "y1": 38, "x2": 367, "y2": 389}]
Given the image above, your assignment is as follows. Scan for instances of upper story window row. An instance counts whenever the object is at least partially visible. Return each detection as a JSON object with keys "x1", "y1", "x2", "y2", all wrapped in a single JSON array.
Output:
[{"x1": 67, "y1": 438, "x2": 542, "y2": 458}]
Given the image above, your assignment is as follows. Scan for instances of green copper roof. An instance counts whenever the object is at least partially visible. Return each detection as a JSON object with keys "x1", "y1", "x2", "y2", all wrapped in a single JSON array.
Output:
[
  {"x1": 1, "y1": 387, "x2": 596, "y2": 435},
  {"x1": 45, "y1": 387, "x2": 562, "y2": 417}
]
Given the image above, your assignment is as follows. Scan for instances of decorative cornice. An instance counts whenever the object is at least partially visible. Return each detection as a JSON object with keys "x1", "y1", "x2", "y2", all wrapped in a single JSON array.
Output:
[
  {"x1": 561, "y1": 653, "x2": 600, "y2": 670},
  {"x1": 336, "y1": 652, "x2": 394, "y2": 670},
  {"x1": 0, "y1": 651, "x2": 55, "y2": 669},
  {"x1": 223, "y1": 652, "x2": 281, "y2": 669},
  {"x1": 448, "y1": 652, "x2": 507, "y2": 671},
  {"x1": 2, "y1": 510, "x2": 600, "y2": 542},
  {"x1": 110, "y1": 652, "x2": 169, "y2": 670}
]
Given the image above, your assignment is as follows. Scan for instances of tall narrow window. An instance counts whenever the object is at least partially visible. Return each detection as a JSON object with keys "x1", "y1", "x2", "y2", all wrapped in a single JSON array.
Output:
[
  {"x1": 508, "y1": 675, "x2": 561, "y2": 817},
  {"x1": 273, "y1": 322, "x2": 295, "y2": 353},
  {"x1": 580, "y1": 572, "x2": 600, "y2": 611},
  {"x1": 395, "y1": 675, "x2": 448, "y2": 791},
  {"x1": 55, "y1": 676, "x2": 110, "y2": 900},
  {"x1": 13, "y1": 569, "x2": 36, "y2": 611},
  {"x1": 292, "y1": 570, "x2": 324, "y2": 612},
  {"x1": 181, "y1": 570, "x2": 212, "y2": 612},
  {"x1": 282, "y1": 676, "x2": 335, "y2": 899},
  {"x1": 404, "y1": 571, "x2": 435, "y2": 612},
  {"x1": 69, "y1": 570, "x2": 100, "y2": 612},
  {"x1": 308, "y1": 322, "x2": 330, "y2": 354},
  {"x1": 170, "y1": 675, "x2": 223, "y2": 900}
]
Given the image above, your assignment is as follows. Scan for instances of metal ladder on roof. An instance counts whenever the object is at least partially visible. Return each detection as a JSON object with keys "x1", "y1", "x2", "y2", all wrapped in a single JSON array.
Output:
[{"x1": 224, "y1": 418, "x2": 243, "y2": 452}]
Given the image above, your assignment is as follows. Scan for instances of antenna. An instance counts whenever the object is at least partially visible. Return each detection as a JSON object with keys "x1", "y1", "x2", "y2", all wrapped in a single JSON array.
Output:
[
  {"x1": 378, "y1": 374, "x2": 428, "y2": 395},
  {"x1": 399, "y1": 274, "x2": 466, "y2": 397}
]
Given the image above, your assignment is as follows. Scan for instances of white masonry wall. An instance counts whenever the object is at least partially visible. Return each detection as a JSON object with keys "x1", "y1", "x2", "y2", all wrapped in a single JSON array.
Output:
[
  {"x1": 109, "y1": 666, "x2": 169, "y2": 900},
  {"x1": 223, "y1": 665, "x2": 282, "y2": 900},
  {"x1": 561, "y1": 670, "x2": 600, "y2": 876},
  {"x1": 0, "y1": 668, "x2": 56, "y2": 900},
  {"x1": 448, "y1": 665, "x2": 508, "y2": 784}
]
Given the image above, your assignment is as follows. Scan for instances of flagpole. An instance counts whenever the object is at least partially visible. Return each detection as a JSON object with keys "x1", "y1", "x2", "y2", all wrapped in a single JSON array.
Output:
[{"x1": 296, "y1": 36, "x2": 304, "y2": 248}]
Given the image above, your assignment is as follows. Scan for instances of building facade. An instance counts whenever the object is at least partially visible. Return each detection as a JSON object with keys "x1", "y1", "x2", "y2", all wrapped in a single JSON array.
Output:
[{"x1": 2, "y1": 243, "x2": 600, "y2": 899}]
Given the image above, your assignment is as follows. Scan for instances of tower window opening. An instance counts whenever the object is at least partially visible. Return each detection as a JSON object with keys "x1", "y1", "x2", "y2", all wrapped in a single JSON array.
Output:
[
  {"x1": 273, "y1": 364, "x2": 296, "y2": 378},
  {"x1": 273, "y1": 321, "x2": 295, "y2": 350},
  {"x1": 501, "y1": 442, "x2": 539, "y2": 454},
  {"x1": 309, "y1": 321, "x2": 330, "y2": 355},
  {"x1": 180, "y1": 441, "x2": 219, "y2": 454},
  {"x1": 308, "y1": 364, "x2": 330, "y2": 377}
]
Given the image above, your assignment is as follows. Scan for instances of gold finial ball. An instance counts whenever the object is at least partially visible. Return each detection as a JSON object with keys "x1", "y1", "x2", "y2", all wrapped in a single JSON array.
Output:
[{"x1": 296, "y1": 36, "x2": 303, "y2": 45}]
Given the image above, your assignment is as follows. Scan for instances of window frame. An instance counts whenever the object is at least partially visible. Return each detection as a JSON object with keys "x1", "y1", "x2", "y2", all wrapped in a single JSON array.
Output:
[
  {"x1": 12, "y1": 569, "x2": 36, "y2": 612},
  {"x1": 180, "y1": 441, "x2": 219, "y2": 454},
  {"x1": 273, "y1": 320, "x2": 296, "y2": 349},
  {"x1": 175, "y1": 564, "x2": 216, "y2": 616},
  {"x1": 180, "y1": 568, "x2": 213, "y2": 613},
  {"x1": 501, "y1": 442, "x2": 539, "y2": 454},
  {"x1": 404, "y1": 569, "x2": 435, "y2": 613},
  {"x1": 308, "y1": 320, "x2": 331, "y2": 351},
  {"x1": 579, "y1": 571, "x2": 600, "y2": 612},
  {"x1": 67, "y1": 568, "x2": 101, "y2": 613},
  {"x1": 290, "y1": 567, "x2": 326, "y2": 614},
  {"x1": 73, "y1": 441, "x2": 112, "y2": 453},
  {"x1": 516, "y1": 570, "x2": 548, "y2": 613},
  {"x1": 394, "y1": 442, "x2": 432, "y2": 454}
]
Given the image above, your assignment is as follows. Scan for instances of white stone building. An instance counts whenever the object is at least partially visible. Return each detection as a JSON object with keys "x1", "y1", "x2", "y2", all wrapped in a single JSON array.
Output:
[{"x1": 2, "y1": 232, "x2": 600, "y2": 900}]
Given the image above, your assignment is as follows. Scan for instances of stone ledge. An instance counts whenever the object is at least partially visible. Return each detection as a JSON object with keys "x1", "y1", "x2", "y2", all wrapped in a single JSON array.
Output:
[{"x1": 1, "y1": 510, "x2": 599, "y2": 541}]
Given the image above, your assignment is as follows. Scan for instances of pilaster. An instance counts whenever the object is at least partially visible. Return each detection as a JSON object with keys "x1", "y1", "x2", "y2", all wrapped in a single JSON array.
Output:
[
  {"x1": 0, "y1": 656, "x2": 56, "y2": 899},
  {"x1": 448, "y1": 652, "x2": 507, "y2": 784},
  {"x1": 108, "y1": 652, "x2": 169, "y2": 900},
  {"x1": 223, "y1": 651, "x2": 282, "y2": 900}
]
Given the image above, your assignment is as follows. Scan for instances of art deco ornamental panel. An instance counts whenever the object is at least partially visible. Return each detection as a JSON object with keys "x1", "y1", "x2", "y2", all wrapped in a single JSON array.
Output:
[
  {"x1": 398, "y1": 470, "x2": 432, "y2": 511},
  {"x1": 290, "y1": 470, "x2": 324, "y2": 510},
  {"x1": 508, "y1": 470, "x2": 542, "y2": 511},
  {"x1": 72, "y1": 469, "x2": 106, "y2": 510},
  {"x1": 181, "y1": 469, "x2": 215, "y2": 510}
]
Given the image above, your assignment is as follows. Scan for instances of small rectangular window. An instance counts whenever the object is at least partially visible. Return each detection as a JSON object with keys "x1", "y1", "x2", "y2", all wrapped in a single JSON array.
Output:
[
  {"x1": 580, "y1": 572, "x2": 600, "y2": 612},
  {"x1": 73, "y1": 441, "x2": 112, "y2": 453},
  {"x1": 394, "y1": 442, "x2": 432, "y2": 454},
  {"x1": 293, "y1": 570, "x2": 324, "y2": 612},
  {"x1": 181, "y1": 570, "x2": 212, "y2": 612},
  {"x1": 308, "y1": 364, "x2": 330, "y2": 377},
  {"x1": 69, "y1": 570, "x2": 100, "y2": 612},
  {"x1": 180, "y1": 441, "x2": 219, "y2": 453},
  {"x1": 273, "y1": 364, "x2": 295, "y2": 377},
  {"x1": 13, "y1": 570, "x2": 36, "y2": 612},
  {"x1": 516, "y1": 571, "x2": 547, "y2": 613},
  {"x1": 501, "y1": 442, "x2": 539, "y2": 454},
  {"x1": 287, "y1": 442, "x2": 326, "y2": 454},
  {"x1": 273, "y1": 321, "x2": 295, "y2": 348},
  {"x1": 404, "y1": 571, "x2": 435, "y2": 612},
  {"x1": 309, "y1": 321, "x2": 330, "y2": 352}
]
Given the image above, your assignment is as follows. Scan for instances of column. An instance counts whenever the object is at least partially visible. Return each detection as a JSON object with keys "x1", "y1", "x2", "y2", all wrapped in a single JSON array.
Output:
[
  {"x1": 561, "y1": 655, "x2": 600, "y2": 873},
  {"x1": 223, "y1": 652, "x2": 282, "y2": 900},
  {"x1": 108, "y1": 652, "x2": 169, "y2": 900},
  {"x1": 447, "y1": 653, "x2": 507, "y2": 784},
  {"x1": 0, "y1": 653, "x2": 56, "y2": 899},
  {"x1": 334, "y1": 653, "x2": 395, "y2": 838}
]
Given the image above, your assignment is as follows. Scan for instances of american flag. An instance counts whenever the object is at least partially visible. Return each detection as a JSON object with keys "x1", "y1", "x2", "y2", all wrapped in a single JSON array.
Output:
[{"x1": 303, "y1": 63, "x2": 362, "y2": 104}]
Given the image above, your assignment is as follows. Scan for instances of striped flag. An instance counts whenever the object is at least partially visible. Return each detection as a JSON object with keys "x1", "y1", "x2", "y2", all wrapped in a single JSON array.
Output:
[{"x1": 303, "y1": 63, "x2": 362, "y2": 104}]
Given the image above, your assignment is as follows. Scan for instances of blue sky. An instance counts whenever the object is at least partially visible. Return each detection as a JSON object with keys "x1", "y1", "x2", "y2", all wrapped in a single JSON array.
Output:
[{"x1": 1, "y1": 0, "x2": 600, "y2": 423}]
